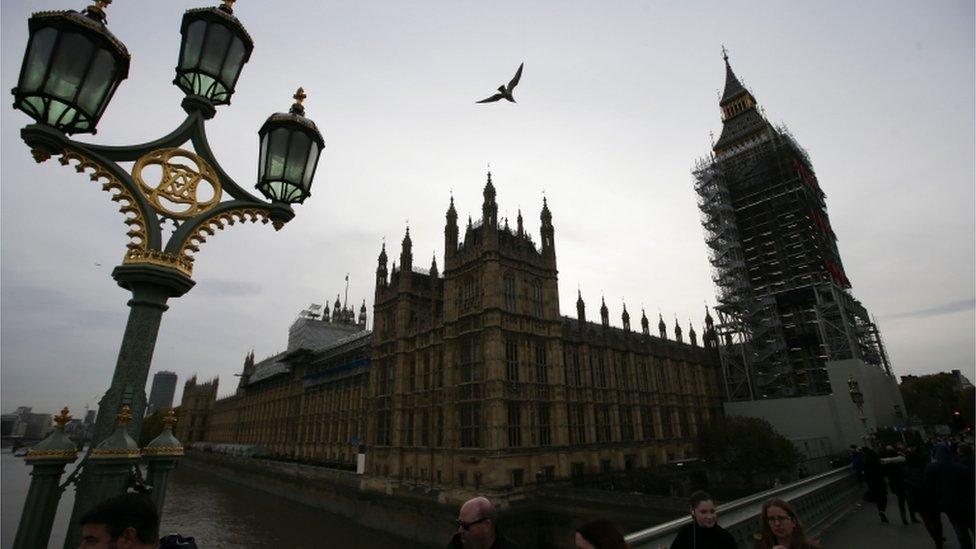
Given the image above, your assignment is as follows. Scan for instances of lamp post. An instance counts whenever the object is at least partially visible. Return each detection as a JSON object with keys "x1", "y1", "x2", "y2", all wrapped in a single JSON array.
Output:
[
  {"x1": 848, "y1": 375, "x2": 870, "y2": 446},
  {"x1": 10, "y1": 1, "x2": 324, "y2": 546}
]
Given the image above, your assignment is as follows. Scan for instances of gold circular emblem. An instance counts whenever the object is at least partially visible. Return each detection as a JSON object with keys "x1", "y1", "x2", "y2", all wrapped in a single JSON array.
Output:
[{"x1": 132, "y1": 148, "x2": 222, "y2": 218}]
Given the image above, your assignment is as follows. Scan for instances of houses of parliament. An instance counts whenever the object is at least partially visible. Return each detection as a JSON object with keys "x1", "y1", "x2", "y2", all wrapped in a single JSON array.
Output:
[{"x1": 177, "y1": 173, "x2": 725, "y2": 492}]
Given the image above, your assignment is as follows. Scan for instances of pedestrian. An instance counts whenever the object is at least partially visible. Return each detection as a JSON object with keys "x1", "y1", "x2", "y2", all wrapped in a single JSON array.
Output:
[
  {"x1": 850, "y1": 444, "x2": 865, "y2": 487},
  {"x1": 78, "y1": 493, "x2": 160, "y2": 549},
  {"x1": 881, "y1": 445, "x2": 912, "y2": 524},
  {"x1": 862, "y1": 447, "x2": 889, "y2": 523},
  {"x1": 907, "y1": 444, "x2": 944, "y2": 547},
  {"x1": 753, "y1": 498, "x2": 819, "y2": 549},
  {"x1": 447, "y1": 496, "x2": 522, "y2": 549},
  {"x1": 575, "y1": 519, "x2": 629, "y2": 549},
  {"x1": 924, "y1": 444, "x2": 974, "y2": 549},
  {"x1": 666, "y1": 490, "x2": 737, "y2": 549}
]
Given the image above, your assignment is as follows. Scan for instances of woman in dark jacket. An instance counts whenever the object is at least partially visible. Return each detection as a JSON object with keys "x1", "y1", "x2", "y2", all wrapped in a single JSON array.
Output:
[
  {"x1": 669, "y1": 491, "x2": 737, "y2": 549},
  {"x1": 862, "y1": 447, "x2": 889, "y2": 522}
]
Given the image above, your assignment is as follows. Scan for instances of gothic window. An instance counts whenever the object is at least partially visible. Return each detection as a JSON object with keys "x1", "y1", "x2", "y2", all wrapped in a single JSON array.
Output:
[
  {"x1": 534, "y1": 340, "x2": 548, "y2": 384},
  {"x1": 538, "y1": 403, "x2": 551, "y2": 446},
  {"x1": 461, "y1": 276, "x2": 478, "y2": 311},
  {"x1": 565, "y1": 347, "x2": 582, "y2": 386},
  {"x1": 507, "y1": 401, "x2": 522, "y2": 447},
  {"x1": 504, "y1": 273, "x2": 517, "y2": 311},
  {"x1": 568, "y1": 403, "x2": 586, "y2": 444},
  {"x1": 460, "y1": 335, "x2": 481, "y2": 383},
  {"x1": 531, "y1": 278, "x2": 543, "y2": 317},
  {"x1": 420, "y1": 410, "x2": 430, "y2": 446},
  {"x1": 661, "y1": 407, "x2": 673, "y2": 439},
  {"x1": 595, "y1": 351, "x2": 607, "y2": 388},
  {"x1": 405, "y1": 412, "x2": 414, "y2": 446},
  {"x1": 459, "y1": 402, "x2": 481, "y2": 448},
  {"x1": 408, "y1": 358, "x2": 416, "y2": 392},
  {"x1": 505, "y1": 336, "x2": 519, "y2": 382},
  {"x1": 595, "y1": 405, "x2": 611, "y2": 443},
  {"x1": 678, "y1": 408, "x2": 690, "y2": 439},
  {"x1": 640, "y1": 406, "x2": 654, "y2": 441},
  {"x1": 619, "y1": 406, "x2": 634, "y2": 441},
  {"x1": 436, "y1": 407, "x2": 444, "y2": 447},
  {"x1": 377, "y1": 410, "x2": 391, "y2": 446}
]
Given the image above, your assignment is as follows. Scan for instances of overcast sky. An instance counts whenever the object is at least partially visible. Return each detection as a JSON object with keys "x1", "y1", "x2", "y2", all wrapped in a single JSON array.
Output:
[{"x1": 2, "y1": 1, "x2": 973, "y2": 415}]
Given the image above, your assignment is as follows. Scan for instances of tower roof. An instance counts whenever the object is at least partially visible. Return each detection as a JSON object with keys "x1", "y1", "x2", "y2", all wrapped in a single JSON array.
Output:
[{"x1": 720, "y1": 49, "x2": 748, "y2": 105}]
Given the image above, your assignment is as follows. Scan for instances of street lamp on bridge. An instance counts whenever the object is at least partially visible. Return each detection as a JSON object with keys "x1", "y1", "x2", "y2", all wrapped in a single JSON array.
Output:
[{"x1": 10, "y1": 1, "x2": 324, "y2": 547}]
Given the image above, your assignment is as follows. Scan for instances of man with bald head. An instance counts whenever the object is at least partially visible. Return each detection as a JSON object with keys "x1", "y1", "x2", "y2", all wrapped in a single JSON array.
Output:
[{"x1": 446, "y1": 496, "x2": 522, "y2": 549}]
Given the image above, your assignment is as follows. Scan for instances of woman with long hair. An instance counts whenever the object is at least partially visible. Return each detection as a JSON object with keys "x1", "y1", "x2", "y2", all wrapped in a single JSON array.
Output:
[{"x1": 753, "y1": 498, "x2": 819, "y2": 549}]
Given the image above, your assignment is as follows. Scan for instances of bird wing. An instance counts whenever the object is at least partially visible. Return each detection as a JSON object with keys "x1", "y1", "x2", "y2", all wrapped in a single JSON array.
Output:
[
  {"x1": 507, "y1": 62, "x2": 524, "y2": 91},
  {"x1": 476, "y1": 93, "x2": 505, "y2": 103}
]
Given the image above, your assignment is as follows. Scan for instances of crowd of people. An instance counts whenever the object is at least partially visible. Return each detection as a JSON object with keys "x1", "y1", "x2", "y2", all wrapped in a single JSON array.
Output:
[
  {"x1": 72, "y1": 440, "x2": 975, "y2": 549},
  {"x1": 852, "y1": 440, "x2": 974, "y2": 549}
]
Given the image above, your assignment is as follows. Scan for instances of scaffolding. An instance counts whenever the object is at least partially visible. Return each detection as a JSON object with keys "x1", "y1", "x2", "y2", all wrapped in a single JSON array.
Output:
[{"x1": 695, "y1": 127, "x2": 891, "y2": 400}]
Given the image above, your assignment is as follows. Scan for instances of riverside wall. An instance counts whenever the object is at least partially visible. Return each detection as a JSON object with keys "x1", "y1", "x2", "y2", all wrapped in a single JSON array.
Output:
[{"x1": 180, "y1": 450, "x2": 686, "y2": 548}]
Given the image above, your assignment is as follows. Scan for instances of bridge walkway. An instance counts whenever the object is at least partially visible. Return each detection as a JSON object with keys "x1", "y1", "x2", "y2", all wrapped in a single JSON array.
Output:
[{"x1": 820, "y1": 500, "x2": 963, "y2": 548}]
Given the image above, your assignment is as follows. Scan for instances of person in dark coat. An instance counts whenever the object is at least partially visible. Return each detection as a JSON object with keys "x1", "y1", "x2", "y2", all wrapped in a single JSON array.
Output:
[
  {"x1": 850, "y1": 444, "x2": 866, "y2": 486},
  {"x1": 906, "y1": 445, "x2": 944, "y2": 547},
  {"x1": 447, "y1": 496, "x2": 522, "y2": 549},
  {"x1": 862, "y1": 447, "x2": 889, "y2": 523},
  {"x1": 667, "y1": 491, "x2": 737, "y2": 549},
  {"x1": 924, "y1": 444, "x2": 974, "y2": 549},
  {"x1": 881, "y1": 445, "x2": 914, "y2": 524}
]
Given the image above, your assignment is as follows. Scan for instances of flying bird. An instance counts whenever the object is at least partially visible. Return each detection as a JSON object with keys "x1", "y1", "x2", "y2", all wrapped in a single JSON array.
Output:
[{"x1": 476, "y1": 62, "x2": 523, "y2": 104}]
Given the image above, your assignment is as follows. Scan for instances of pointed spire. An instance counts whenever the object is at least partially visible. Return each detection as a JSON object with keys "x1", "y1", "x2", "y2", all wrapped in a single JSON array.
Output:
[
  {"x1": 430, "y1": 253, "x2": 439, "y2": 278},
  {"x1": 402, "y1": 225, "x2": 412, "y2": 248},
  {"x1": 641, "y1": 308, "x2": 650, "y2": 335},
  {"x1": 541, "y1": 196, "x2": 552, "y2": 224},
  {"x1": 674, "y1": 316, "x2": 683, "y2": 343},
  {"x1": 658, "y1": 313, "x2": 667, "y2": 339},
  {"x1": 378, "y1": 241, "x2": 388, "y2": 264},
  {"x1": 689, "y1": 322, "x2": 698, "y2": 347},
  {"x1": 622, "y1": 301, "x2": 631, "y2": 332},
  {"x1": 600, "y1": 296, "x2": 609, "y2": 327},
  {"x1": 576, "y1": 288, "x2": 586, "y2": 326},
  {"x1": 447, "y1": 194, "x2": 457, "y2": 220},
  {"x1": 720, "y1": 46, "x2": 747, "y2": 104},
  {"x1": 517, "y1": 209, "x2": 524, "y2": 236}
]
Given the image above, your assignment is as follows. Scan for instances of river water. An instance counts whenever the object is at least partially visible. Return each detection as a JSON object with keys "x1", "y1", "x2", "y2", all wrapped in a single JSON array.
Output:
[{"x1": 1, "y1": 449, "x2": 427, "y2": 548}]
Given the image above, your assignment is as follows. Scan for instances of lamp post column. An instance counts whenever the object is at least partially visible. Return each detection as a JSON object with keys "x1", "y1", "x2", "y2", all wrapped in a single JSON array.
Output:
[
  {"x1": 142, "y1": 410, "x2": 184, "y2": 513},
  {"x1": 63, "y1": 405, "x2": 143, "y2": 549},
  {"x1": 91, "y1": 265, "x2": 194, "y2": 447},
  {"x1": 12, "y1": 409, "x2": 79, "y2": 549}
]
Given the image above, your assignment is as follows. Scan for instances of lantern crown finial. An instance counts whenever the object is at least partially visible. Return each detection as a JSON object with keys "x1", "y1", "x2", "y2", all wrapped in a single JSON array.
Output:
[
  {"x1": 290, "y1": 87, "x2": 307, "y2": 116},
  {"x1": 115, "y1": 404, "x2": 133, "y2": 427},
  {"x1": 54, "y1": 407, "x2": 72, "y2": 427},
  {"x1": 220, "y1": 0, "x2": 236, "y2": 13},
  {"x1": 85, "y1": 0, "x2": 112, "y2": 22}
]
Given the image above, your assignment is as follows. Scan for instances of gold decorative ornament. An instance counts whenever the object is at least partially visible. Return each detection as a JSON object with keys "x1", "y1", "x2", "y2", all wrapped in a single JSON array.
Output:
[
  {"x1": 132, "y1": 148, "x2": 222, "y2": 219},
  {"x1": 292, "y1": 87, "x2": 306, "y2": 110},
  {"x1": 178, "y1": 206, "x2": 277, "y2": 262},
  {"x1": 162, "y1": 409, "x2": 178, "y2": 429},
  {"x1": 123, "y1": 248, "x2": 194, "y2": 277},
  {"x1": 91, "y1": 447, "x2": 141, "y2": 458},
  {"x1": 54, "y1": 407, "x2": 72, "y2": 427},
  {"x1": 26, "y1": 448, "x2": 78, "y2": 459},
  {"x1": 141, "y1": 446, "x2": 184, "y2": 457},
  {"x1": 221, "y1": 0, "x2": 236, "y2": 10},
  {"x1": 115, "y1": 404, "x2": 133, "y2": 427},
  {"x1": 50, "y1": 150, "x2": 149, "y2": 253}
]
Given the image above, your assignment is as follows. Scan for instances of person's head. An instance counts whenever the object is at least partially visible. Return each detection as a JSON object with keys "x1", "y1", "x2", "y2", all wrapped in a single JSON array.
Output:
[
  {"x1": 456, "y1": 496, "x2": 496, "y2": 549},
  {"x1": 574, "y1": 519, "x2": 629, "y2": 549},
  {"x1": 688, "y1": 490, "x2": 717, "y2": 528},
  {"x1": 78, "y1": 493, "x2": 159, "y2": 549},
  {"x1": 758, "y1": 498, "x2": 810, "y2": 547}
]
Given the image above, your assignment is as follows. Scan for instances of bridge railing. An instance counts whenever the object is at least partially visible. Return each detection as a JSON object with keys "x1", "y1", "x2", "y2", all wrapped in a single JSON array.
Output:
[{"x1": 624, "y1": 466, "x2": 858, "y2": 548}]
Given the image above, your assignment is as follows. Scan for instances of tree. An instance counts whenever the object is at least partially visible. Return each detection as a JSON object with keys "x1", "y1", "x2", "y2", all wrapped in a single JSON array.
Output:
[
  {"x1": 697, "y1": 416, "x2": 800, "y2": 488},
  {"x1": 900, "y1": 373, "x2": 974, "y2": 432}
]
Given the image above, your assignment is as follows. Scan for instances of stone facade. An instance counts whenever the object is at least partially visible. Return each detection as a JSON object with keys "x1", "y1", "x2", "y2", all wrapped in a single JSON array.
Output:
[
  {"x1": 187, "y1": 174, "x2": 724, "y2": 491},
  {"x1": 176, "y1": 376, "x2": 218, "y2": 444},
  {"x1": 367, "y1": 174, "x2": 724, "y2": 490}
]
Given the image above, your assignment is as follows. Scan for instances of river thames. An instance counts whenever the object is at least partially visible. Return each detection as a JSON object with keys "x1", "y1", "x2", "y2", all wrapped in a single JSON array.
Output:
[{"x1": 1, "y1": 449, "x2": 427, "y2": 548}]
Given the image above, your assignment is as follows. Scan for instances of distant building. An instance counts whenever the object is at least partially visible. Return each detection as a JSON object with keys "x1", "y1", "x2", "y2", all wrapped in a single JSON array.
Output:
[
  {"x1": 2, "y1": 407, "x2": 53, "y2": 439},
  {"x1": 694, "y1": 52, "x2": 905, "y2": 461},
  {"x1": 146, "y1": 370, "x2": 178, "y2": 417}
]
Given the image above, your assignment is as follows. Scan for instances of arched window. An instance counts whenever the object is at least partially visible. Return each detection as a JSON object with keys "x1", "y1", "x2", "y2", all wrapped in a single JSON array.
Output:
[
  {"x1": 503, "y1": 273, "x2": 517, "y2": 311},
  {"x1": 531, "y1": 278, "x2": 543, "y2": 317}
]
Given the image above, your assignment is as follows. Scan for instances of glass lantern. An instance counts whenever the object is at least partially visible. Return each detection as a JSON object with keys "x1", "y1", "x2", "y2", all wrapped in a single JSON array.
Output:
[
  {"x1": 256, "y1": 88, "x2": 324, "y2": 204},
  {"x1": 174, "y1": 2, "x2": 253, "y2": 105}
]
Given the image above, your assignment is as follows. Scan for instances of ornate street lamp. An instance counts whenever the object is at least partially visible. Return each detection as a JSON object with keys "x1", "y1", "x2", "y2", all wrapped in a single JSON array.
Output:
[
  {"x1": 11, "y1": 0, "x2": 129, "y2": 134},
  {"x1": 848, "y1": 375, "x2": 870, "y2": 445},
  {"x1": 256, "y1": 87, "x2": 325, "y2": 204},
  {"x1": 174, "y1": 0, "x2": 253, "y2": 105},
  {"x1": 10, "y1": 1, "x2": 324, "y2": 547}
]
